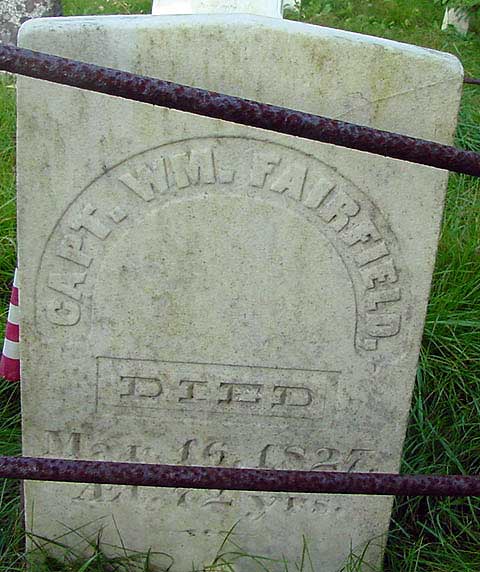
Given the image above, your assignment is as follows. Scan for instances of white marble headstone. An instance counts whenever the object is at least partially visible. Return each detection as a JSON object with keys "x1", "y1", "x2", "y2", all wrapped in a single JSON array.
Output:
[{"x1": 17, "y1": 4, "x2": 463, "y2": 571}]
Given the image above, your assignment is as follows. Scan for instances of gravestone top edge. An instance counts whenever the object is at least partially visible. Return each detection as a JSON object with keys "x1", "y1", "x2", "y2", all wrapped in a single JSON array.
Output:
[{"x1": 18, "y1": 14, "x2": 463, "y2": 77}]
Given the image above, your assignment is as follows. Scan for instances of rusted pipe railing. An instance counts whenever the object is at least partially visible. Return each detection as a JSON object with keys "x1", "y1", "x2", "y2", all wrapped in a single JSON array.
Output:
[
  {"x1": 464, "y1": 76, "x2": 480, "y2": 85},
  {"x1": 0, "y1": 45, "x2": 479, "y2": 501},
  {"x1": 0, "y1": 44, "x2": 479, "y2": 177},
  {"x1": 1, "y1": 456, "x2": 479, "y2": 497}
]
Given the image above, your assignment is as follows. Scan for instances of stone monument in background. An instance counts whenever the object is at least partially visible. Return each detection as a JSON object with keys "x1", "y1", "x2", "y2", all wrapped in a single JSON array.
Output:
[
  {"x1": 152, "y1": 0, "x2": 284, "y2": 16},
  {"x1": 0, "y1": 0, "x2": 61, "y2": 45},
  {"x1": 17, "y1": 0, "x2": 463, "y2": 570},
  {"x1": 442, "y1": 6, "x2": 471, "y2": 35}
]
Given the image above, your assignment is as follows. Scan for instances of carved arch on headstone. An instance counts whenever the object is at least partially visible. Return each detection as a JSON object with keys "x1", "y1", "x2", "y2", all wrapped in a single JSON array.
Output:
[{"x1": 34, "y1": 136, "x2": 405, "y2": 356}]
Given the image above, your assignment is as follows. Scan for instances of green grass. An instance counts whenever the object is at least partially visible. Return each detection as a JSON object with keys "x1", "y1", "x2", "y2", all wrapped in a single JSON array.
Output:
[
  {"x1": 62, "y1": 0, "x2": 152, "y2": 15},
  {"x1": 0, "y1": 73, "x2": 16, "y2": 304},
  {"x1": 1, "y1": 0, "x2": 480, "y2": 570}
]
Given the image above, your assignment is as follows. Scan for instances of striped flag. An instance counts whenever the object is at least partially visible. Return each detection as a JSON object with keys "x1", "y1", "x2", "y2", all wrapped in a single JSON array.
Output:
[{"x1": 0, "y1": 269, "x2": 20, "y2": 382}]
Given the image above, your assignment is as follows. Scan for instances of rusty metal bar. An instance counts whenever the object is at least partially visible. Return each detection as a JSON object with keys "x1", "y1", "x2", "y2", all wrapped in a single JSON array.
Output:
[
  {"x1": 0, "y1": 44, "x2": 479, "y2": 178},
  {"x1": 1, "y1": 456, "x2": 479, "y2": 497},
  {"x1": 464, "y1": 76, "x2": 480, "y2": 85}
]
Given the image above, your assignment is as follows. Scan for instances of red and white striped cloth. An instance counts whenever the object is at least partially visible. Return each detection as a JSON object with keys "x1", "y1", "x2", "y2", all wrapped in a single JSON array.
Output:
[{"x1": 0, "y1": 269, "x2": 20, "y2": 382}]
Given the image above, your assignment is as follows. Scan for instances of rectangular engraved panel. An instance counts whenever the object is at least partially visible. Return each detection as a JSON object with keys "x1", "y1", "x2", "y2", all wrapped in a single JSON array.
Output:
[{"x1": 96, "y1": 357, "x2": 340, "y2": 419}]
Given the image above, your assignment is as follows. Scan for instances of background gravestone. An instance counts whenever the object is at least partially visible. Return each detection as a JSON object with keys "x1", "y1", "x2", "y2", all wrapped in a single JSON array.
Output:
[
  {"x1": 17, "y1": 2, "x2": 463, "y2": 570},
  {"x1": 442, "y1": 6, "x2": 471, "y2": 34},
  {"x1": 0, "y1": 0, "x2": 61, "y2": 45},
  {"x1": 152, "y1": 0, "x2": 284, "y2": 16}
]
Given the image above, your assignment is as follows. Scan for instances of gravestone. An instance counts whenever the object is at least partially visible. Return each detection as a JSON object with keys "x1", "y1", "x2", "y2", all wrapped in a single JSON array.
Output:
[
  {"x1": 0, "y1": 0, "x2": 61, "y2": 45},
  {"x1": 17, "y1": 2, "x2": 463, "y2": 570},
  {"x1": 282, "y1": 0, "x2": 297, "y2": 10},
  {"x1": 152, "y1": 0, "x2": 283, "y2": 16},
  {"x1": 442, "y1": 6, "x2": 471, "y2": 35}
]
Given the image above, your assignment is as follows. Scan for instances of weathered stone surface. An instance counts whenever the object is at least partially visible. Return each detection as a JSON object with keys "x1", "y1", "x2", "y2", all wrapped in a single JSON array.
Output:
[
  {"x1": 17, "y1": 7, "x2": 463, "y2": 572},
  {"x1": 0, "y1": 0, "x2": 61, "y2": 45}
]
